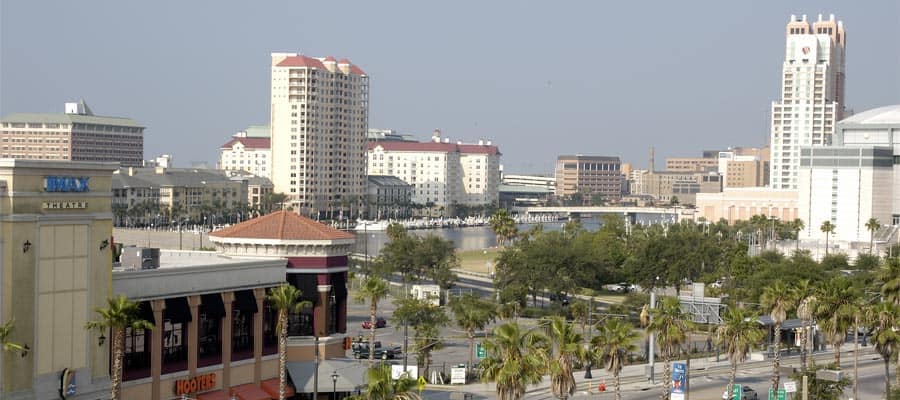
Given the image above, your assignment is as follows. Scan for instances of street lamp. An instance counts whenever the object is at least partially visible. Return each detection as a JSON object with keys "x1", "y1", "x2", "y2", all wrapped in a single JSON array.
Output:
[{"x1": 331, "y1": 371, "x2": 339, "y2": 400}]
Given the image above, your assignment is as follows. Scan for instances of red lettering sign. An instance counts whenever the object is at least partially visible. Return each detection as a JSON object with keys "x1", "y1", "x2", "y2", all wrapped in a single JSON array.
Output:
[{"x1": 174, "y1": 374, "x2": 217, "y2": 395}]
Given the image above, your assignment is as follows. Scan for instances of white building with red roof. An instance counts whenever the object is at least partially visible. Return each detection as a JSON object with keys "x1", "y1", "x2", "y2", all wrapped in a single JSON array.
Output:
[
  {"x1": 270, "y1": 52, "x2": 369, "y2": 217},
  {"x1": 367, "y1": 130, "x2": 501, "y2": 208},
  {"x1": 218, "y1": 130, "x2": 271, "y2": 178}
]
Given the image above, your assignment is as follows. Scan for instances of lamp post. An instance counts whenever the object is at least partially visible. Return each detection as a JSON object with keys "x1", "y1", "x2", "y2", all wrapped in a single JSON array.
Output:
[
  {"x1": 313, "y1": 336, "x2": 319, "y2": 400},
  {"x1": 331, "y1": 371, "x2": 339, "y2": 400}
]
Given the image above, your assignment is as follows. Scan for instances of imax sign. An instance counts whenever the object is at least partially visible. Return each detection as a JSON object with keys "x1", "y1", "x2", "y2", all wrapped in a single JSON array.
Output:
[{"x1": 44, "y1": 176, "x2": 90, "y2": 192}]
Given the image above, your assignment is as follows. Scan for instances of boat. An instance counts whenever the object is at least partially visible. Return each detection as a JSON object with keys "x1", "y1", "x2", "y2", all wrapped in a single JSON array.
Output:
[{"x1": 353, "y1": 220, "x2": 391, "y2": 231}]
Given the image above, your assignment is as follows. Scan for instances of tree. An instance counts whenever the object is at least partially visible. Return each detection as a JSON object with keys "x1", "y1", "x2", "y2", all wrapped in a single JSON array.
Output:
[
  {"x1": 260, "y1": 192, "x2": 288, "y2": 214},
  {"x1": 489, "y1": 209, "x2": 518, "y2": 248},
  {"x1": 479, "y1": 322, "x2": 549, "y2": 400},
  {"x1": 716, "y1": 308, "x2": 765, "y2": 400},
  {"x1": 820, "y1": 220, "x2": 836, "y2": 256},
  {"x1": 349, "y1": 364, "x2": 421, "y2": 400},
  {"x1": 449, "y1": 293, "x2": 498, "y2": 370},
  {"x1": 392, "y1": 297, "x2": 448, "y2": 377},
  {"x1": 792, "y1": 218, "x2": 805, "y2": 252},
  {"x1": 590, "y1": 318, "x2": 639, "y2": 400},
  {"x1": 0, "y1": 319, "x2": 28, "y2": 357},
  {"x1": 793, "y1": 280, "x2": 817, "y2": 373},
  {"x1": 865, "y1": 301, "x2": 900, "y2": 398},
  {"x1": 354, "y1": 276, "x2": 391, "y2": 362},
  {"x1": 814, "y1": 277, "x2": 858, "y2": 366},
  {"x1": 880, "y1": 257, "x2": 900, "y2": 306},
  {"x1": 568, "y1": 301, "x2": 590, "y2": 338},
  {"x1": 646, "y1": 297, "x2": 693, "y2": 400},
  {"x1": 544, "y1": 317, "x2": 586, "y2": 400},
  {"x1": 266, "y1": 285, "x2": 312, "y2": 400},
  {"x1": 760, "y1": 281, "x2": 796, "y2": 391},
  {"x1": 85, "y1": 295, "x2": 154, "y2": 400},
  {"x1": 866, "y1": 218, "x2": 881, "y2": 254},
  {"x1": 788, "y1": 363, "x2": 852, "y2": 400}
]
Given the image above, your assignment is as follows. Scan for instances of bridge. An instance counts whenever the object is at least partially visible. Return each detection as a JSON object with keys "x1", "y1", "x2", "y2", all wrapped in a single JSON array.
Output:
[{"x1": 522, "y1": 206, "x2": 694, "y2": 223}]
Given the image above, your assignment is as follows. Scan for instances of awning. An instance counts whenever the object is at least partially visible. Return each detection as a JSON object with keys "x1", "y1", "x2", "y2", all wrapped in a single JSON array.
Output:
[
  {"x1": 230, "y1": 383, "x2": 271, "y2": 400},
  {"x1": 201, "y1": 293, "x2": 226, "y2": 319},
  {"x1": 165, "y1": 297, "x2": 192, "y2": 322},
  {"x1": 261, "y1": 378, "x2": 296, "y2": 398},
  {"x1": 234, "y1": 290, "x2": 258, "y2": 313},
  {"x1": 286, "y1": 359, "x2": 369, "y2": 393},
  {"x1": 196, "y1": 390, "x2": 231, "y2": 400}
]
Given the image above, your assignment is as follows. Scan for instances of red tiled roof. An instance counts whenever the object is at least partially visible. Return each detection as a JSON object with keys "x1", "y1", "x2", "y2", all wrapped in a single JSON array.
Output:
[
  {"x1": 350, "y1": 64, "x2": 366, "y2": 75},
  {"x1": 338, "y1": 58, "x2": 351, "y2": 64},
  {"x1": 323, "y1": 56, "x2": 336, "y2": 62},
  {"x1": 276, "y1": 55, "x2": 326, "y2": 69},
  {"x1": 367, "y1": 141, "x2": 500, "y2": 155},
  {"x1": 220, "y1": 137, "x2": 271, "y2": 150},
  {"x1": 210, "y1": 210, "x2": 354, "y2": 241}
]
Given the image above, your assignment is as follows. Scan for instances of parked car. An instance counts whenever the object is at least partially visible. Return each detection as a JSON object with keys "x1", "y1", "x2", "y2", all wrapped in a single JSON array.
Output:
[
  {"x1": 352, "y1": 341, "x2": 400, "y2": 360},
  {"x1": 604, "y1": 282, "x2": 635, "y2": 293},
  {"x1": 722, "y1": 386, "x2": 758, "y2": 400},
  {"x1": 549, "y1": 293, "x2": 570, "y2": 306},
  {"x1": 361, "y1": 317, "x2": 387, "y2": 329}
]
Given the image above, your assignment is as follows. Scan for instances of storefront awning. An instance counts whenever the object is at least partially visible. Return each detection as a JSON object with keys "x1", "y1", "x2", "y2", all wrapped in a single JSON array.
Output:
[
  {"x1": 164, "y1": 297, "x2": 192, "y2": 322},
  {"x1": 261, "y1": 378, "x2": 296, "y2": 398},
  {"x1": 234, "y1": 289, "x2": 258, "y2": 313},
  {"x1": 230, "y1": 383, "x2": 271, "y2": 400},
  {"x1": 286, "y1": 360, "x2": 369, "y2": 393},
  {"x1": 196, "y1": 390, "x2": 231, "y2": 400},
  {"x1": 201, "y1": 293, "x2": 226, "y2": 318}
]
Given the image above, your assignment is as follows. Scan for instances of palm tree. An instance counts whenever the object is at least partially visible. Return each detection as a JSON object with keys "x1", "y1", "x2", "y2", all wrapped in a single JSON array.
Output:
[
  {"x1": 792, "y1": 218, "x2": 805, "y2": 252},
  {"x1": 349, "y1": 364, "x2": 421, "y2": 400},
  {"x1": 489, "y1": 209, "x2": 518, "y2": 248},
  {"x1": 449, "y1": 293, "x2": 497, "y2": 370},
  {"x1": 85, "y1": 295, "x2": 154, "y2": 400},
  {"x1": 646, "y1": 297, "x2": 693, "y2": 400},
  {"x1": 761, "y1": 281, "x2": 796, "y2": 391},
  {"x1": 793, "y1": 280, "x2": 817, "y2": 373},
  {"x1": 820, "y1": 220, "x2": 836, "y2": 256},
  {"x1": 479, "y1": 322, "x2": 549, "y2": 400},
  {"x1": 353, "y1": 276, "x2": 391, "y2": 362},
  {"x1": 880, "y1": 257, "x2": 900, "y2": 306},
  {"x1": 716, "y1": 308, "x2": 765, "y2": 400},
  {"x1": 865, "y1": 301, "x2": 900, "y2": 398},
  {"x1": 266, "y1": 284, "x2": 312, "y2": 400},
  {"x1": 590, "y1": 318, "x2": 639, "y2": 400},
  {"x1": 545, "y1": 317, "x2": 586, "y2": 400},
  {"x1": 568, "y1": 301, "x2": 590, "y2": 338},
  {"x1": 0, "y1": 319, "x2": 29, "y2": 357},
  {"x1": 866, "y1": 218, "x2": 881, "y2": 254},
  {"x1": 814, "y1": 278, "x2": 858, "y2": 367}
]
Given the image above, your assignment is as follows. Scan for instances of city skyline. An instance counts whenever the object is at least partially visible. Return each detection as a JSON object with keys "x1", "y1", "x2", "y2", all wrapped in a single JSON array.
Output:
[{"x1": 1, "y1": 1, "x2": 898, "y2": 174}]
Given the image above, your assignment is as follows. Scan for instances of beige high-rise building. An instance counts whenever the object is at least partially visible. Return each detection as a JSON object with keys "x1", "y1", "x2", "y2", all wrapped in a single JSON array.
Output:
[
  {"x1": 769, "y1": 14, "x2": 846, "y2": 189},
  {"x1": 269, "y1": 53, "x2": 369, "y2": 215},
  {"x1": 554, "y1": 155, "x2": 623, "y2": 200}
]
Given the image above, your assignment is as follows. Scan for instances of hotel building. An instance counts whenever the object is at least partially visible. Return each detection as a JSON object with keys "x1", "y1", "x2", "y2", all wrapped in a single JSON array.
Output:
[
  {"x1": 269, "y1": 53, "x2": 369, "y2": 216},
  {"x1": 554, "y1": 155, "x2": 623, "y2": 200},
  {"x1": 769, "y1": 14, "x2": 846, "y2": 189},
  {"x1": 0, "y1": 101, "x2": 144, "y2": 167},
  {"x1": 219, "y1": 134, "x2": 271, "y2": 179}
]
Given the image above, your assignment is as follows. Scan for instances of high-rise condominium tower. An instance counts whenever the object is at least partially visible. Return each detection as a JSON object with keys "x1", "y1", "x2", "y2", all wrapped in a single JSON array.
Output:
[
  {"x1": 270, "y1": 53, "x2": 369, "y2": 214},
  {"x1": 769, "y1": 14, "x2": 845, "y2": 189}
]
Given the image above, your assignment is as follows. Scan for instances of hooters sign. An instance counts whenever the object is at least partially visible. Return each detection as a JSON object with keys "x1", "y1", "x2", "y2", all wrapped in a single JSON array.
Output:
[{"x1": 174, "y1": 373, "x2": 216, "y2": 395}]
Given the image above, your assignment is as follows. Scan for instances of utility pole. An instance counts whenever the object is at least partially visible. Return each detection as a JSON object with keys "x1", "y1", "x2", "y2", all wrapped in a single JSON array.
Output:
[
  {"x1": 853, "y1": 314, "x2": 859, "y2": 400},
  {"x1": 313, "y1": 336, "x2": 319, "y2": 400},
  {"x1": 648, "y1": 290, "x2": 656, "y2": 384}
]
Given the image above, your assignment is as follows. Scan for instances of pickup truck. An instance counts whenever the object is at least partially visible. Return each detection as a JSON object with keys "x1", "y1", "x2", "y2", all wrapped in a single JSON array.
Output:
[{"x1": 351, "y1": 340, "x2": 400, "y2": 360}]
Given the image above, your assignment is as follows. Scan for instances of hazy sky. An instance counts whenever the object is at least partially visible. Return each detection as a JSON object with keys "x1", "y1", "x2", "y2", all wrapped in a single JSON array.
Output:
[{"x1": 2, "y1": 1, "x2": 898, "y2": 174}]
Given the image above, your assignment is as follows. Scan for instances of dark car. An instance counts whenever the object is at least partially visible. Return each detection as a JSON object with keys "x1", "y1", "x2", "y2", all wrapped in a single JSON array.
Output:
[
  {"x1": 352, "y1": 341, "x2": 399, "y2": 360},
  {"x1": 549, "y1": 293, "x2": 570, "y2": 306},
  {"x1": 361, "y1": 317, "x2": 387, "y2": 329}
]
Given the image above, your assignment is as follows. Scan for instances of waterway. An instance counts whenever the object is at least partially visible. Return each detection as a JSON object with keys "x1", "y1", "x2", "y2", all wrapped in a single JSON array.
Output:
[{"x1": 352, "y1": 212, "x2": 676, "y2": 255}]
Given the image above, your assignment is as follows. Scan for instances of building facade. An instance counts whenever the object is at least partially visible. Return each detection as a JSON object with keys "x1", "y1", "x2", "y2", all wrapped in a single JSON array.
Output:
[
  {"x1": 630, "y1": 170, "x2": 721, "y2": 205},
  {"x1": 554, "y1": 155, "x2": 623, "y2": 200},
  {"x1": 366, "y1": 134, "x2": 501, "y2": 208},
  {"x1": 1, "y1": 160, "x2": 119, "y2": 400},
  {"x1": 218, "y1": 134, "x2": 271, "y2": 178},
  {"x1": 664, "y1": 157, "x2": 718, "y2": 173},
  {"x1": 695, "y1": 188, "x2": 799, "y2": 224},
  {"x1": 269, "y1": 53, "x2": 369, "y2": 216},
  {"x1": 366, "y1": 175, "x2": 412, "y2": 218},
  {"x1": 769, "y1": 14, "x2": 846, "y2": 189},
  {"x1": 1, "y1": 101, "x2": 144, "y2": 167}
]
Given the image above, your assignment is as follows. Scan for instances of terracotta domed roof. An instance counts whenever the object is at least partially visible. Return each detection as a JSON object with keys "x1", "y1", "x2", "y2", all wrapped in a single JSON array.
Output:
[{"x1": 210, "y1": 210, "x2": 354, "y2": 241}]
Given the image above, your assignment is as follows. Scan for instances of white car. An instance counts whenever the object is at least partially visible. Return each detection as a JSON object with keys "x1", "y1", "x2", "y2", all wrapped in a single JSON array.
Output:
[
  {"x1": 722, "y1": 386, "x2": 758, "y2": 400},
  {"x1": 604, "y1": 282, "x2": 635, "y2": 293}
]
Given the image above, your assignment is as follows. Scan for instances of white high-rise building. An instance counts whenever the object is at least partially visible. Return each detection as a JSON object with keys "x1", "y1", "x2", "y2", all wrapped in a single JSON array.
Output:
[
  {"x1": 269, "y1": 53, "x2": 369, "y2": 214},
  {"x1": 769, "y1": 14, "x2": 846, "y2": 189}
]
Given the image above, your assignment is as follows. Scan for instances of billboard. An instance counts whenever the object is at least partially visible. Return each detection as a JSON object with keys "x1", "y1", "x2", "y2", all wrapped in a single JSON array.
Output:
[{"x1": 671, "y1": 362, "x2": 687, "y2": 400}]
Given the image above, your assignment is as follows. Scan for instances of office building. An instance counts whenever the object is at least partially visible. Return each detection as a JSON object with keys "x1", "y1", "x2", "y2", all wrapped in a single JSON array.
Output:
[
  {"x1": 269, "y1": 53, "x2": 369, "y2": 216},
  {"x1": 554, "y1": 155, "x2": 623, "y2": 200},
  {"x1": 0, "y1": 100, "x2": 144, "y2": 167},
  {"x1": 631, "y1": 170, "x2": 721, "y2": 205},
  {"x1": 1, "y1": 160, "x2": 118, "y2": 399},
  {"x1": 718, "y1": 147, "x2": 770, "y2": 188},
  {"x1": 695, "y1": 188, "x2": 799, "y2": 224},
  {"x1": 769, "y1": 14, "x2": 846, "y2": 189},
  {"x1": 219, "y1": 132, "x2": 271, "y2": 178},
  {"x1": 665, "y1": 157, "x2": 718, "y2": 173},
  {"x1": 366, "y1": 132, "x2": 501, "y2": 208}
]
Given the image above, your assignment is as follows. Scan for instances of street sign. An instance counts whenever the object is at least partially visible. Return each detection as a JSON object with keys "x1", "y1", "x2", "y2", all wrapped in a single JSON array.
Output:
[
  {"x1": 768, "y1": 388, "x2": 786, "y2": 400},
  {"x1": 450, "y1": 367, "x2": 466, "y2": 384},
  {"x1": 670, "y1": 363, "x2": 686, "y2": 400},
  {"x1": 783, "y1": 381, "x2": 797, "y2": 393},
  {"x1": 476, "y1": 343, "x2": 486, "y2": 359},
  {"x1": 732, "y1": 384, "x2": 742, "y2": 400}
]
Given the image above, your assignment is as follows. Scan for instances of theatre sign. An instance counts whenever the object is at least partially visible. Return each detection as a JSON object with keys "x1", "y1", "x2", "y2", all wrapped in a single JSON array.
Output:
[{"x1": 42, "y1": 176, "x2": 90, "y2": 210}]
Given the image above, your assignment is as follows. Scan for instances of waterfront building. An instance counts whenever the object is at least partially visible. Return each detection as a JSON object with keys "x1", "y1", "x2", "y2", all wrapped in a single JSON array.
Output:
[
  {"x1": 769, "y1": 14, "x2": 846, "y2": 189},
  {"x1": 366, "y1": 175, "x2": 413, "y2": 219},
  {"x1": 554, "y1": 155, "x2": 623, "y2": 200},
  {"x1": 0, "y1": 160, "x2": 119, "y2": 399},
  {"x1": 630, "y1": 170, "x2": 721, "y2": 205},
  {"x1": 218, "y1": 132, "x2": 271, "y2": 179},
  {"x1": 0, "y1": 100, "x2": 144, "y2": 167},
  {"x1": 269, "y1": 53, "x2": 369, "y2": 216}
]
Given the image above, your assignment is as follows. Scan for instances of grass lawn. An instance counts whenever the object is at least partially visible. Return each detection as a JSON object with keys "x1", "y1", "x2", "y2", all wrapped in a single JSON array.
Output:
[{"x1": 456, "y1": 247, "x2": 502, "y2": 274}]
